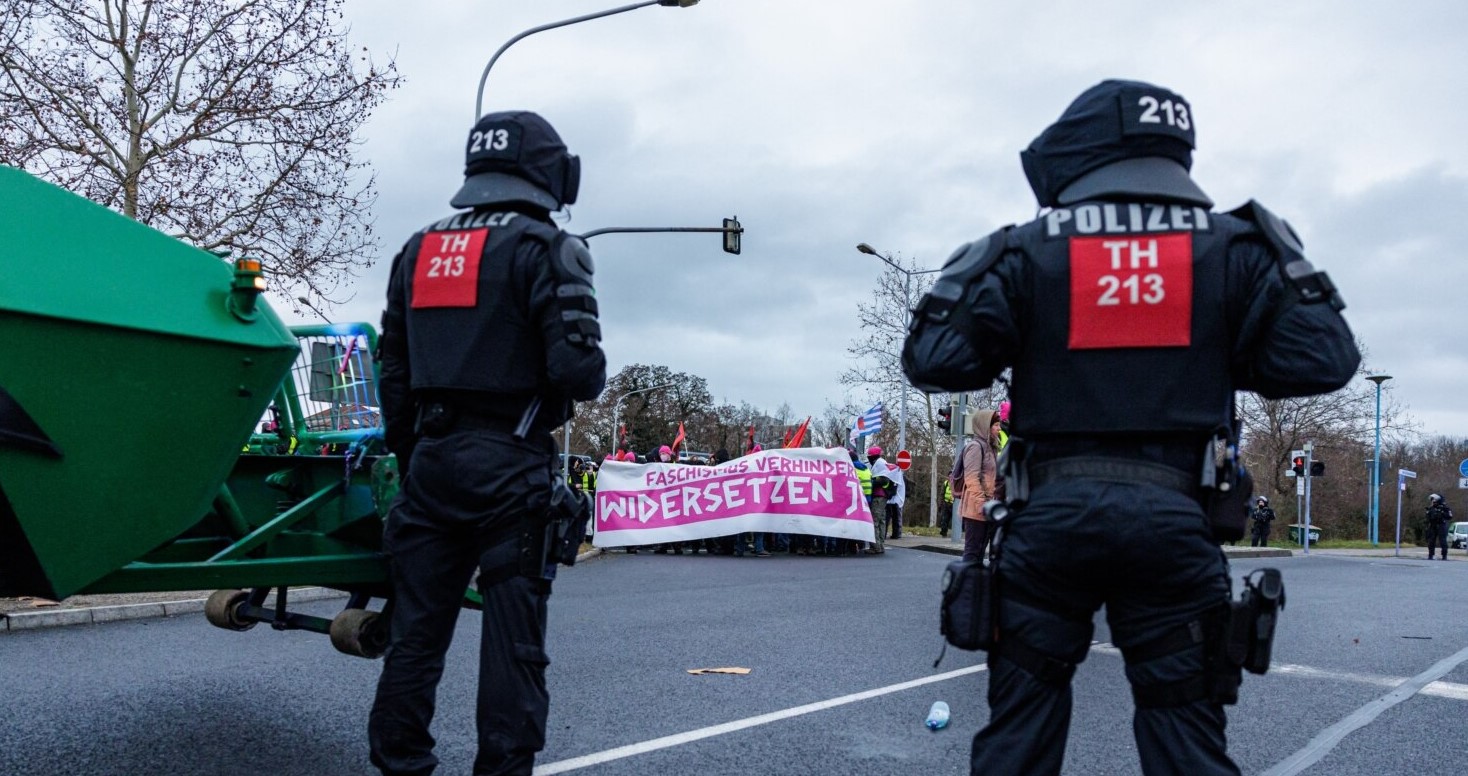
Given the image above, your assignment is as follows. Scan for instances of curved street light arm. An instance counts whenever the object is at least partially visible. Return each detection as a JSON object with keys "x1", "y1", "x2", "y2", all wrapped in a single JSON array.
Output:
[
  {"x1": 609, "y1": 381, "x2": 676, "y2": 457},
  {"x1": 475, "y1": 0, "x2": 660, "y2": 120}
]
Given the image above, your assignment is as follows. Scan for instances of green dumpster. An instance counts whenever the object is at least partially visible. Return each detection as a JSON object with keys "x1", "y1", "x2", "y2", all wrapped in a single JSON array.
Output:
[
  {"x1": 0, "y1": 165, "x2": 300, "y2": 600},
  {"x1": 1287, "y1": 524, "x2": 1322, "y2": 544}
]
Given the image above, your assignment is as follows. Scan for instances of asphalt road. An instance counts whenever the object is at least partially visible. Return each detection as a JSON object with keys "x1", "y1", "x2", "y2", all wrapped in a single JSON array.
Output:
[{"x1": 1, "y1": 547, "x2": 1465, "y2": 775}]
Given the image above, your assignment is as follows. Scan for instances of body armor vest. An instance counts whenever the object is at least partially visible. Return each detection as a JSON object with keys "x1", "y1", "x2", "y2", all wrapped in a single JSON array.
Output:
[
  {"x1": 1007, "y1": 201, "x2": 1257, "y2": 437},
  {"x1": 399, "y1": 210, "x2": 560, "y2": 398}
]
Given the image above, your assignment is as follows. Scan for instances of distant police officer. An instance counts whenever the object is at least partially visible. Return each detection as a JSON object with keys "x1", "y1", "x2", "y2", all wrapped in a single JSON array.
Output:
[
  {"x1": 370, "y1": 110, "x2": 606, "y2": 776},
  {"x1": 1425, "y1": 493, "x2": 1452, "y2": 560},
  {"x1": 903, "y1": 80, "x2": 1360, "y2": 775},
  {"x1": 1250, "y1": 497, "x2": 1276, "y2": 548}
]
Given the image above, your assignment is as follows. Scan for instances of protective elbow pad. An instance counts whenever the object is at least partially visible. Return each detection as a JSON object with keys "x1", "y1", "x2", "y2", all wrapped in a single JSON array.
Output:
[{"x1": 551, "y1": 234, "x2": 602, "y2": 348}]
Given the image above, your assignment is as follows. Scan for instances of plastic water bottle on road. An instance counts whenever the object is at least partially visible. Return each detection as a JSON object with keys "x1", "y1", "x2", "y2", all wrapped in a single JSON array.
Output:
[{"x1": 925, "y1": 701, "x2": 950, "y2": 731}]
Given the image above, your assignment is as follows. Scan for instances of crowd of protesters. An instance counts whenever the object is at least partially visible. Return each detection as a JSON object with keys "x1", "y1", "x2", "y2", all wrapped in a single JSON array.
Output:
[{"x1": 573, "y1": 403, "x2": 1013, "y2": 561}]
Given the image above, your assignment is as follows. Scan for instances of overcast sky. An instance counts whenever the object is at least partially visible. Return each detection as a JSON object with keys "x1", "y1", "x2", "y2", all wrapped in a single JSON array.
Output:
[{"x1": 311, "y1": 0, "x2": 1468, "y2": 439}]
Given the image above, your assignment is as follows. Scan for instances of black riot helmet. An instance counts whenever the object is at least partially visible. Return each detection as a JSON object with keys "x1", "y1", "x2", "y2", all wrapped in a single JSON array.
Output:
[
  {"x1": 451, "y1": 110, "x2": 581, "y2": 211},
  {"x1": 1020, "y1": 79, "x2": 1212, "y2": 209}
]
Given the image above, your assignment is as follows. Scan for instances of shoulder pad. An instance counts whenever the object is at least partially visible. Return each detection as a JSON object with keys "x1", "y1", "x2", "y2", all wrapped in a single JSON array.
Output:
[
  {"x1": 511, "y1": 221, "x2": 591, "y2": 284},
  {"x1": 553, "y1": 233, "x2": 594, "y2": 284},
  {"x1": 517, "y1": 217, "x2": 562, "y2": 247},
  {"x1": 1226, "y1": 200, "x2": 1345, "y2": 312},
  {"x1": 1226, "y1": 200, "x2": 1305, "y2": 262},
  {"x1": 915, "y1": 226, "x2": 1013, "y2": 325}
]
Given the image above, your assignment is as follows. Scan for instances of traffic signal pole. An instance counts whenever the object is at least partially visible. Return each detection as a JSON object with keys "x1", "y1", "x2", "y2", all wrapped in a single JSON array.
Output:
[
  {"x1": 1309, "y1": 443, "x2": 1321, "y2": 551},
  {"x1": 953, "y1": 394, "x2": 966, "y2": 545}
]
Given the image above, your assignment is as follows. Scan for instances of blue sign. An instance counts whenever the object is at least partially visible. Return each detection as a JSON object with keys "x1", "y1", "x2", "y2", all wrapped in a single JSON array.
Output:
[{"x1": 1460, "y1": 458, "x2": 1468, "y2": 478}]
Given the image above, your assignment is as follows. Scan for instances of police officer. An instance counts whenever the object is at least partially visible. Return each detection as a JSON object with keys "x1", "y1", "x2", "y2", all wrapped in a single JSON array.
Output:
[
  {"x1": 370, "y1": 110, "x2": 606, "y2": 776},
  {"x1": 1425, "y1": 493, "x2": 1452, "y2": 560},
  {"x1": 903, "y1": 80, "x2": 1360, "y2": 775},
  {"x1": 1250, "y1": 497, "x2": 1276, "y2": 548}
]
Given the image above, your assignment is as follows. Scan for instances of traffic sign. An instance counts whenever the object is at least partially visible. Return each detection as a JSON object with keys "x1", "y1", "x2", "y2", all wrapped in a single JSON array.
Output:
[
  {"x1": 1459, "y1": 477, "x2": 1468, "y2": 489},
  {"x1": 895, "y1": 450, "x2": 912, "y2": 470},
  {"x1": 1459, "y1": 458, "x2": 1468, "y2": 478}
]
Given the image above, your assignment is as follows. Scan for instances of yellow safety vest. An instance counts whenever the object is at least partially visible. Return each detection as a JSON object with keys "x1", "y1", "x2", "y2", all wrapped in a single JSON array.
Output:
[{"x1": 857, "y1": 465, "x2": 872, "y2": 496}]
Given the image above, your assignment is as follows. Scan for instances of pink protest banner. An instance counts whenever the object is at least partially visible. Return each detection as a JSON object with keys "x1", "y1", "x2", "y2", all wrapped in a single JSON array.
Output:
[{"x1": 593, "y1": 447, "x2": 875, "y2": 548}]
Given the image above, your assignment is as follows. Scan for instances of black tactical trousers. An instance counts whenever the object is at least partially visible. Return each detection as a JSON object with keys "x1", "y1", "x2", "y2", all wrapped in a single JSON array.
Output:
[
  {"x1": 369, "y1": 430, "x2": 556, "y2": 776},
  {"x1": 972, "y1": 477, "x2": 1238, "y2": 776},
  {"x1": 1250, "y1": 522, "x2": 1270, "y2": 547},
  {"x1": 1426, "y1": 522, "x2": 1448, "y2": 558}
]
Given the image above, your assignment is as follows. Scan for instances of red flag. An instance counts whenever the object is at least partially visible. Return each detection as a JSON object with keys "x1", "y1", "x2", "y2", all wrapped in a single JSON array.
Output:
[
  {"x1": 746, "y1": 424, "x2": 756, "y2": 454},
  {"x1": 671, "y1": 422, "x2": 686, "y2": 454},
  {"x1": 785, "y1": 416, "x2": 811, "y2": 449}
]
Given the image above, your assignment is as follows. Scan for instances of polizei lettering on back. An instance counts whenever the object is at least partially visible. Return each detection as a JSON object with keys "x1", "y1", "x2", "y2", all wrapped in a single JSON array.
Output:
[
  {"x1": 430, "y1": 210, "x2": 520, "y2": 231},
  {"x1": 1045, "y1": 203, "x2": 1211, "y2": 238}
]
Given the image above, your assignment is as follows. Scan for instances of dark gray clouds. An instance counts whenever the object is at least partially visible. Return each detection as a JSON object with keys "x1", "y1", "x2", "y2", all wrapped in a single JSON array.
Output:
[{"x1": 321, "y1": 0, "x2": 1468, "y2": 436}]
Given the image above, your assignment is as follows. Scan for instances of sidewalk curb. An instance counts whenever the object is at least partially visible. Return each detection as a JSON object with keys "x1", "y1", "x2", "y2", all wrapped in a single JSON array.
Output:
[
  {"x1": 1, "y1": 587, "x2": 347, "y2": 635},
  {"x1": 905, "y1": 544, "x2": 964, "y2": 557},
  {"x1": 3, "y1": 550, "x2": 604, "y2": 635},
  {"x1": 1223, "y1": 548, "x2": 1293, "y2": 559},
  {"x1": 897, "y1": 541, "x2": 1294, "y2": 560}
]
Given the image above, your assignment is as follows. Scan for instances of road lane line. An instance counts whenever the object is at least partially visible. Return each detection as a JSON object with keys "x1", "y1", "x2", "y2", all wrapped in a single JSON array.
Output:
[
  {"x1": 1260, "y1": 644, "x2": 1468, "y2": 776},
  {"x1": 1096, "y1": 643, "x2": 1468, "y2": 701},
  {"x1": 532, "y1": 664, "x2": 988, "y2": 775}
]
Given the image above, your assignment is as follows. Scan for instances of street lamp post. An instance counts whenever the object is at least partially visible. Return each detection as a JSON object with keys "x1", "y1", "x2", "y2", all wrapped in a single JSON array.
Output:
[
  {"x1": 296, "y1": 296, "x2": 333, "y2": 325},
  {"x1": 854, "y1": 243, "x2": 940, "y2": 456},
  {"x1": 855, "y1": 242, "x2": 941, "y2": 526},
  {"x1": 1366, "y1": 373, "x2": 1392, "y2": 545},
  {"x1": 610, "y1": 382, "x2": 675, "y2": 460},
  {"x1": 475, "y1": 0, "x2": 700, "y2": 120}
]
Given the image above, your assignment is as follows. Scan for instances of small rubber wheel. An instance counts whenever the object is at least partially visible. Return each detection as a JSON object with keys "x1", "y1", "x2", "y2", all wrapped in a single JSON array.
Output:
[
  {"x1": 330, "y1": 608, "x2": 388, "y2": 659},
  {"x1": 204, "y1": 589, "x2": 256, "y2": 632}
]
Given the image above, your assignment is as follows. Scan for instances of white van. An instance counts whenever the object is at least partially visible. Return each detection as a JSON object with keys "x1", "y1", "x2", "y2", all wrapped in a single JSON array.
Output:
[{"x1": 1449, "y1": 522, "x2": 1468, "y2": 549}]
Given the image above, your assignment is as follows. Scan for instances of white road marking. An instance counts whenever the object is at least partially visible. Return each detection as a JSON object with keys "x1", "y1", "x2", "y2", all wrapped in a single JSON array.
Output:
[
  {"x1": 532, "y1": 664, "x2": 988, "y2": 774},
  {"x1": 1095, "y1": 643, "x2": 1468, "y2": 701},
  {"x1": 536, "y1": 642, "x2": 1468, "y2": 775},
  {"x1": 1260, "y1": 644, "x2": 1468, "y2": 776}
]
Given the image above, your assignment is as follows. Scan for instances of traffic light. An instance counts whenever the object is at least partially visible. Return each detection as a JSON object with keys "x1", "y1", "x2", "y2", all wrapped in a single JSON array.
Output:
[
  {"x1": 1291, "y1": 456, "x2": 1305, "y2": 477},
  {"x1": 937, "y1": 405, "x2": 952, "y2": 433},
  {"x1": 1310, "y1": 461, "x2": 1325, "y2": 477}
]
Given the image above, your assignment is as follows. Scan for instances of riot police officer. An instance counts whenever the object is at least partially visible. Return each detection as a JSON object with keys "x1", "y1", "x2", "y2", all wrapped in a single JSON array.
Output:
[
  {"x1": 370, "y1": 110, "x2": 606, "y2": 776},
  {"x1": 1250, "y1": 497, "x2": 1276, "y2": 548},
  {"x1": 903, "y1": 80, "x2": 1360, "y2": 775},
  {"x1": 1425, "y1": 493, "x2": 1452, "y2": 560}
]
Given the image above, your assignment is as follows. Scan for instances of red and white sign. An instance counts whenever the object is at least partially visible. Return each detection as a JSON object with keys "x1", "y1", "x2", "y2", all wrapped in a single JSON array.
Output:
[
  {"x1": 1068, "y1": 232, "x2": 1192, "y2": 350},
  {"x1": 411, "y1": 228, "x2": 488, "y2": 308},
  {"x1": 895, "y1": 450, "x2": 912, "y2": 470}
]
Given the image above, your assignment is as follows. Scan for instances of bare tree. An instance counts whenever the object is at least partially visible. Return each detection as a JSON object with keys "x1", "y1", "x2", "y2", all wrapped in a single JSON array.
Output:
[
  {"x1": 844, "y1": 259, "x2": 1010, "y2": 527},
  {"x1": 0, "y1": 0, "x2": 400, "y2": 300},
  {"x1": 1237, "y1": 342, "x2": 1415, "y2": 537}
]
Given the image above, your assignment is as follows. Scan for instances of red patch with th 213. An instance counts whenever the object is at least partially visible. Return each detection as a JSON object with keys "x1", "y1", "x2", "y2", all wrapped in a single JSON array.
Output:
[
  {"x1": 1068, "y1": 232, "x2": 1192, "y2": 349},
  {"x1": 411, "y1": 228, "x2": 489, "y2": 308}
]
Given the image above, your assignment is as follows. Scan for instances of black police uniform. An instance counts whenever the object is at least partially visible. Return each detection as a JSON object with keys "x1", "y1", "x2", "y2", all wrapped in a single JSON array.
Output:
[
  {"x1": 1425, "y1": 498, "x2": 1452, "y2": 560},
  {"x1": 1250, "y1": 502, "x2": 1276, "y2": 547},
  {"x1": 369, "y1": 111, "x2": 605, "y2": 776},
  {"x1": 903, "y1": 80, "x2": 1360, "y2": 776}
]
